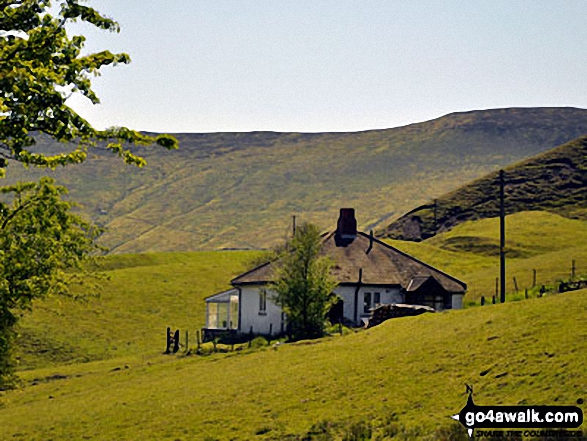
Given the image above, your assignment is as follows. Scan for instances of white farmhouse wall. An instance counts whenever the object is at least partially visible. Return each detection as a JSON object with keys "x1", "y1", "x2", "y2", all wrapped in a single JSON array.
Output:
[
  {"x1": 333, "y1": 285, "x2": 402, "y2": 325},
  {"x1": 451, "y1": 293, "x2": 464, "y2": 309},
  {"x1": 239, "y1": 285, "x2": 283, "y2": 336},
  {"x1": 236, "y1": 283, "x2": 459, "y2": 334}
]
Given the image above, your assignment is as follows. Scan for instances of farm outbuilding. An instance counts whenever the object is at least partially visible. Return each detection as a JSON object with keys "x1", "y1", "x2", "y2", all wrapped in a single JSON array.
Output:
[{"x1": 204, "y1": 208, "x2": 466, "y2": 340}]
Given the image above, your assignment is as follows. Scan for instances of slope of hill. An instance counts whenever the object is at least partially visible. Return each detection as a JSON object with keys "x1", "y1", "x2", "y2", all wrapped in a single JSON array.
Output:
[
  {"x1": 14, "y1": 211, "x2": 587, "y2": 371},
  {"x1": 386, "y1": 211, "x2": 587, "y2": 301},
  {"x1": 14, "y1": 251, "x2": 259, "y2": 370},
  {"x1": 2, "y1": 290, "x2": 586, "y2": 440},
  {"x1": 4, "y1": 107, "x2": 587, "y2": 252},
  {"x1": 381, "y1": 135, "x2": 587, "y2": 241}
]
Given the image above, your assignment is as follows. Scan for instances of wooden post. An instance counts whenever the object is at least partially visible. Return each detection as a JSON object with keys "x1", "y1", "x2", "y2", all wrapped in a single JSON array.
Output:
[
  {"x1": 185, "y1": 330, "x2": 189, "y2": 353},
  {"x1": 292, "y1": 215, "x2": 296, "y2": 238},
  {"x1": 572, "y1": 259, "x2": 576, "y2": 279},
  {"x1": 269, "y1": 323, "x2": 273, "y2": 339},
  {"x1": 433, "y1": 199, "x2": 438, "y2": 236},
  {"x1": 525, "y1": 288, "x2": 528, "y2": 299},
  {"x1": 499, "y1": 169, "x2": 506, "y2": 304},
  {"x1": 513, "y1": 277, "x2": 518, "y2": 294},
  {"x1": 481, "y1": 296, "x2": 485, "y2": 306},
  {"x1": 165, "y1": 327, "x2": 171, "y2": 354},
  {"x1": 532, "y1": 269, "x2": 537, "y2": 288},
  {"x1": 196, "y1": 330, "x2": 201, "y2": 351},
  {"x1": 492, "y1": 295, "x2": 496, "y2": 304},
  {"x1": 173, "y1": 330, "x2": 180, "y2": 353}
]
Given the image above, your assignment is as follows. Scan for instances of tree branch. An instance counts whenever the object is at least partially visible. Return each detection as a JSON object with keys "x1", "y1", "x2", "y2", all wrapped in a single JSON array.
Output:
[{"x1": 1, "y1": 198, "x2": 37, "y2": 230}]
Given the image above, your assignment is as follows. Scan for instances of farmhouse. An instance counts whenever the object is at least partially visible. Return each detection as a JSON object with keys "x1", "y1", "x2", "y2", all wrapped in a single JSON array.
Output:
[{"x1": 204, "y1": 209, "x2": 466, "y2": 339}]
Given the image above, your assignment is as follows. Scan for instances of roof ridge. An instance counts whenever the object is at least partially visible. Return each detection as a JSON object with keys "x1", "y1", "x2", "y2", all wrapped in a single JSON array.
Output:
[{"x1": 357, "y1": 231, "x2": 467, "y2": 290}]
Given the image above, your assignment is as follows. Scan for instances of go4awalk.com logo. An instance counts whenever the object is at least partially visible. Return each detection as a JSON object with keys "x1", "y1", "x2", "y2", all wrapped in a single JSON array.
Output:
[{"x1": 451, "y1": 385, "x2": 584, "y2": 438}]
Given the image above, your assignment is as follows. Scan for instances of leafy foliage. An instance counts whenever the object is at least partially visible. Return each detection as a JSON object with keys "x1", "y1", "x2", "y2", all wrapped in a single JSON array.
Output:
[
  {"x1": 272, "y1": 223, "x2": 338, "y2": 340},
  {"x1": 0, "y1": 177, "x2": 101, "y2": 387},
  {"x1": 0, "y1": 0, "x2": 178, "y2": 176},
  {"x1": 0, "y1": 0, "x2": 178, "y2": 388}
]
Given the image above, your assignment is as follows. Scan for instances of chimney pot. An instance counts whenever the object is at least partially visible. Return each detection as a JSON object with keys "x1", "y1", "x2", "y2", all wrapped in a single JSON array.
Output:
[{"x1": 335, "y1": 208, "x2": 357, "y2": 246}]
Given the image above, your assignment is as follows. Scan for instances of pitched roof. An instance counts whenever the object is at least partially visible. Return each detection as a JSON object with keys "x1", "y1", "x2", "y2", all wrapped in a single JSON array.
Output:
[{"x1": 231, "y1": 232, "x2": 466, "y2": 293}]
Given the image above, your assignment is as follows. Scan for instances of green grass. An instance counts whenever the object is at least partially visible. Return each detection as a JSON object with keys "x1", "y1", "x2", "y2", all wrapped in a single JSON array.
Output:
[
  {"x1": 386, "y1": 211, "x2": 587, "y2": 303},
  {"x1": 15, "y1": 210, "x2": 587, "y2": 372},
  {"x1": 382, "y1": 134, "x2": 587, "y2": 241},
  {"x1": 2, "y1": 289, "x2": 586, "y2": 440},
  {"x1": 4, "y1": 107, "x2": 587, "y2": 253},
  {"x1": 1, "y1": 210, "x2": 586, "y2": 439},
  {"x1": 15, "y1": 251, "x2": 261, "y2": 370}
]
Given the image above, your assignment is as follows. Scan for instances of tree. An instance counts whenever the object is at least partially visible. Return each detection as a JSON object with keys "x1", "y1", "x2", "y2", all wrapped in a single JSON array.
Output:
[
  {"x1": 0, "y1": 1, "x2": 178, "y2": 388},
  {"x1": 0, "y1": 0, "x2": 178, "y2": 174},
  {"x1": 0, "y1": 178, "x2": 101, "y2": 386},
  {"x1": 271, "y1": 223, "x2": 338, "y2": 341}
]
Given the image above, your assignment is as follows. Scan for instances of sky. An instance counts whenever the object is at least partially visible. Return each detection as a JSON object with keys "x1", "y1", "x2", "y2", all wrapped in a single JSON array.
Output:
[{"x1": 65, "y1": 0, "x2": 587, "y2": 133}]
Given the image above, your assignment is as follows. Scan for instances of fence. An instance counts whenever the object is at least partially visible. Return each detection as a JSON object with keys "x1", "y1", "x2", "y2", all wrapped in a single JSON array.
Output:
[{"x1": 477, "y1": 259, "x2": 586, "y2": 306}]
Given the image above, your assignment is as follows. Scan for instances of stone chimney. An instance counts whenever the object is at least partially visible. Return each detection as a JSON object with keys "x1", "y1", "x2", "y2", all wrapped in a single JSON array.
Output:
[{"x1": 335, "y1": 208, "x2": 357, "y2": 247}]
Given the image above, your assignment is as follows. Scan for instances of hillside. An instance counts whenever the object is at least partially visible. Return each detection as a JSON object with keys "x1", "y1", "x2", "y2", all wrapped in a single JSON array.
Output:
[
  {"x1": 4, "y1": 210, "x2": 586, "y2": 439},
  {"x1": 381, "y1": 134, "x2": 587, "y2": 241},
  {"x1": 2, "y1": 290, "x2": 585, "y2": 440},
  {"x1": 386, "y1": 211, "x2": 587, "y2": 302},
  {"x1": 13, "y1": 211, "x2": 587, "y2": 370},
  {"x1": 3, "y1": 107, "x2": 587, "y2": 252}
]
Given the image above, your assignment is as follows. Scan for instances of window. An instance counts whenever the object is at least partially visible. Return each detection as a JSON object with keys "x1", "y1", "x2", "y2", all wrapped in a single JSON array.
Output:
[
  {"x1": 259, "y1": 289, "x2": 267, "y2": 315},
  {"x1": 373, "y1": 292, "x2": 381, "y2": 306},
  {"x1": 363, "y1": 292, "x2": 372, "y2": 314},
  {"x1": 230, "y1": 295, "x2": 239, "y2": 329}
]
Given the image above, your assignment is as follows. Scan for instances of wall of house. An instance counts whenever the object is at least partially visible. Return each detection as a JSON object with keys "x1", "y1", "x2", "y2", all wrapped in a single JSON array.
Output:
[
  {"x1": 333, "y1": 285, "x2": 402, "y2": 325},
  {"x1": 451, "y1": 293, "x2": 464, "y2": 309},
  {"x1": 237, "y1": 284, "x2": 463, "y2": 333},
  {"x1": 239, "y1": 285, "x2": 283, "y2": 336}
]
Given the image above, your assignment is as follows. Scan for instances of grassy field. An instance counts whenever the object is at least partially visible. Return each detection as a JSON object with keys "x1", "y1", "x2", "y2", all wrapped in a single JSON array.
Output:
[
  {"x1": 387, "y1": 211, "x2": 587, "y2": 302},
  {"x1": 15, "y1": 251, "x2": 261, "y2": 370},
  {"x1": 14, "y1": 210, "x2": 587, "y2": 370},
  {"x1": 3, "y1": 210, "x2": 586, "y2": 439},
  {"x1": 1, "y1": 290, "x2": 586, "y2": 440},
  {"x1": 382, "y1": 134, "x2": 587, "y2": 241},
  {"x1": 4, "y1": 107, "x2": 587, "y2": 253}
]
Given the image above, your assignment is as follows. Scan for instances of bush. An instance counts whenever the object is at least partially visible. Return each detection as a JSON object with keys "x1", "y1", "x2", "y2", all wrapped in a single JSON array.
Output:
[{"x1": 249, "y1": 336, "x2": 269, "y2": 349}]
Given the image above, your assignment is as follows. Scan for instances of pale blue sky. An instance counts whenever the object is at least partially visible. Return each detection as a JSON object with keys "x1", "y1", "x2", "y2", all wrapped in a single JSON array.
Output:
[{"x1": 66, "y1": 0, "x2": 587, "y2": 133}]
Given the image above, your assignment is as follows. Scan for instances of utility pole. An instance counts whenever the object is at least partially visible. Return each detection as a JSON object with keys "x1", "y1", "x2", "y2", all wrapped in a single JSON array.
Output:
[
  {"x1": 499, "y1": 170, "x2": 506, "y2": 303},
  {"x1": 433, "y1": 199, "x2": 438, "y2": 236}
]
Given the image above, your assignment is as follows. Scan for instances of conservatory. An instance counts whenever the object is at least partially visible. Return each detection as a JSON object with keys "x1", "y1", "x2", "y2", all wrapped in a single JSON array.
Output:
[{"x1": 204, "y1": 288, "x2": 239, "y2": 333}]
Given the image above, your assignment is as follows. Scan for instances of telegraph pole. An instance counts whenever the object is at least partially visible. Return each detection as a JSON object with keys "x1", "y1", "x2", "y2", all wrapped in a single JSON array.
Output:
[{"x1": 499, "y1": 170, "x2": 506, "y2": 303}]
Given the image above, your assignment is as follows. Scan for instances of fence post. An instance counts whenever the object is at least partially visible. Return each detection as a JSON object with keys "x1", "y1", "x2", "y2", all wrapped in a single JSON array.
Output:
[
  {"x1": 492, "y1": 295, "x2": 496, "y2": 304},
  {"x1": 196, "y1": 330, "x2": 201, "y2": 352},
  {"x1": 481, "y1": 296, "x2": 485, "y2": 306},
  {"x1": 173, "y1": 329, "x2": 180, "y2": 353},
  {"x1": 572, "y1": 259, "x2": 576, "y2": 279},
  {"x1": 513, "y1": 277, "x2": 518, "y2": 294},
  {"x1": 165, "y1": 327, "x2": 171, "y2": 354},
  {"x1": 532, "y1": 269, "x2": 537, "y2": 287},
  {"x1": 269, "y1": 323, "x2": 273, "y2": 338},
  {"x1": 185, "y1": 330, "x2": 189, "y2": 354},
  {"x1": 525, "y1": 288, "x2": 528, "y2": 299}
]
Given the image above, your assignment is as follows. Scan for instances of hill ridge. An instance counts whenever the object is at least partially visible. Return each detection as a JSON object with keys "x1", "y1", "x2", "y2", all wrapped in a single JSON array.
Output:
[
  {"x1": 4, "y1": 106, "x2": 587, "y2": 252},
  {"x1": 381, "y1": 134, "x2": 587, "y2": 241}
]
